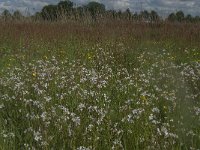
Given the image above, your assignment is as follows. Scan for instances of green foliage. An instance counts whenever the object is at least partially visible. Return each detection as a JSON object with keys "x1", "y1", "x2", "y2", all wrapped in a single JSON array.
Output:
[
  {"x1": 38, "y1": 1, "x2": 106, "y2": 21},
  {"x1": 58, "y1": 0, "x2": 73, "y2": 10},
  {"x1": 141, "y1": 10, "x2": 150, "y2": 20},
  {"x1": 1, "y1": 1, "x2": 200, "y2": 23},
  {"x1": 41, "y1": 5, "x2": 58, "y2": 21},
  {"x1": 57, "y1": 0, "x2": 73, "y2": 15},
  {"x1": 168, "y1": 13, "x2": 177, "y2": 22},
  {"x1": 150, "y1": 11, "x2": 159, "y2": 22},
  {"x1": 1, "y1": 10, "x2": 12, "y2": 21},
  {"x1": 13, "y1": 10, "x2": 23, "y2": 20},
  {"x1": 176, "y1": 11, "x2": 184, "y2": 22},
  {"x1": 124, "y1": 8, "x2": 132, "y2": 20},
  {"x1": 39, "y1": 1, "x2": 75, "y2": 20},
  {"x1": 168, "y1": 11, "x2": 200, "y2": 23},
  {"x1": 31, "y1": 1, "x2": 163, "y2": 22},
  {"x1": 85, "y1": 1, "x2": 106, "y2": 20},
  {"x1": 0, "y1": 22, "x2": 200, "y2": 149}
]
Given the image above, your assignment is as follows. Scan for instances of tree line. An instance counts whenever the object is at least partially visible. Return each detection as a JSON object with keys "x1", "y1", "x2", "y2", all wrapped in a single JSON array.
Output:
[
  {"x1": 168, "y1": 11, "x2": 200, "y2": 23},
  {"x1": 1, "y1": 0, "x2": 200, "y2": 23},
  {"x1": 1, "y1": 10, "x2": 24, "y2": 21}
]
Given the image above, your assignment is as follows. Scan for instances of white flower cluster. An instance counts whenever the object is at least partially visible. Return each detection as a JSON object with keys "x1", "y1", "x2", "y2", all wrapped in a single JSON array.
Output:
[{"x1": 0, "y1": 46, "x2": 199, "y2": 149}]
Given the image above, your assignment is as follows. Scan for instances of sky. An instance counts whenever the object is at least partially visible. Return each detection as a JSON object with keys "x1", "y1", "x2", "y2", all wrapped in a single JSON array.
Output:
[{"x1": 0, "y1": 0, "x2": 200, "y2": 17}]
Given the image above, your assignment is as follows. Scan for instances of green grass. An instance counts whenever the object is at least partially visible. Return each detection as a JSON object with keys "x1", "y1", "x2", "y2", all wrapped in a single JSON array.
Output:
[{"x1": 0, "y1": 22, "x2": 200, "y2": 150}]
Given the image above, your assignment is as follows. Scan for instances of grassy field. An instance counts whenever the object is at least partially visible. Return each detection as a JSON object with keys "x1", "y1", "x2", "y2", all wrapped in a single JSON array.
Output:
[{"x1": 0, "y1": 21, "x2": 200, "y2": 149}]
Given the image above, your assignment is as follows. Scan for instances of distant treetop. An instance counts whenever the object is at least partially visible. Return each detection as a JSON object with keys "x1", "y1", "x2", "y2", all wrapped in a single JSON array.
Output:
[{"x1": 1, "y1": 1, "x2": 200, "y2": 23}]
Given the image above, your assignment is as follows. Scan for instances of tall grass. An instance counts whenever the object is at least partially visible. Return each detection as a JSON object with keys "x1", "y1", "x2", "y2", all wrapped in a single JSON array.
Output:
[{"x1": 0, "y1": 20, "x2": 200, "y2": 149}]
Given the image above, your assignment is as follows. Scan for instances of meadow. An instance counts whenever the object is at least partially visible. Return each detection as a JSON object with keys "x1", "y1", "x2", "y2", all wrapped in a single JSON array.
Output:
[{"x1": 0, "y1": 20, "x2": 200, "y2": 149}]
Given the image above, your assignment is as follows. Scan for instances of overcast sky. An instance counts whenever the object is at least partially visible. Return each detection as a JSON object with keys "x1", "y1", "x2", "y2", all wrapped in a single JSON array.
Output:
[{"x1": 0, "y1": 0, "x2": 200, "y2": 17}]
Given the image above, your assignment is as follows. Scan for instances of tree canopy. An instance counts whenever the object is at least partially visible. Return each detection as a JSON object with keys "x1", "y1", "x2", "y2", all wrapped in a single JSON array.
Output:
[
  {"x1": 1, "y1": 9, "x2": 12, "y2": 21},
  {"x1": 167, "y1": 11, "x2": 200, "y2": 23},
  {"x1": 1, "y1": 1, "x2": 200, "y2": 23}
]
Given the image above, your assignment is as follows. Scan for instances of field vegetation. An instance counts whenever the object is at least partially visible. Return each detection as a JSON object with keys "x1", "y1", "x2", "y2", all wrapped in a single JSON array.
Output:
[{"x1": 0, "y1": 1, "x2": 200, "y2": 150}]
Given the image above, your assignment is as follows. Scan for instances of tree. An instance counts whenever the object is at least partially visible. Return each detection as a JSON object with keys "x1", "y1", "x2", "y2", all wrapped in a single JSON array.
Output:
[
  {"x1": 13, "y1": 10, "x2": 23, "y2": 20},
  {"x1": 140, "y1": 10, "x2": 150, "y2": 21},
  {"x1": 150, "y1": 10, "x2": 159, "y2": 22},
  {"x1": 168, "y1": 13, "x2": 177, "y2": 22},
  {"x1": 1, "y1": 9, "x2": 12, "y2": 21},
  {"x1": 185, "y1": 14, "x2": 193, "y2": 22},
  {"x1": 85, "y1": 1, "x2": 106, "y2": 20},
  {"x1": 176, "y1": 11, "x2": 184, "y2": 22},
  {"x1": 124, "y1": 8, "x2": 132, "y2": 20},
  {"x1": 57, "y1": 0, "x2": 73, "y2": 15},
  {"x1": 41, "y1": 5, "x2": 58, "y2": 20}
]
